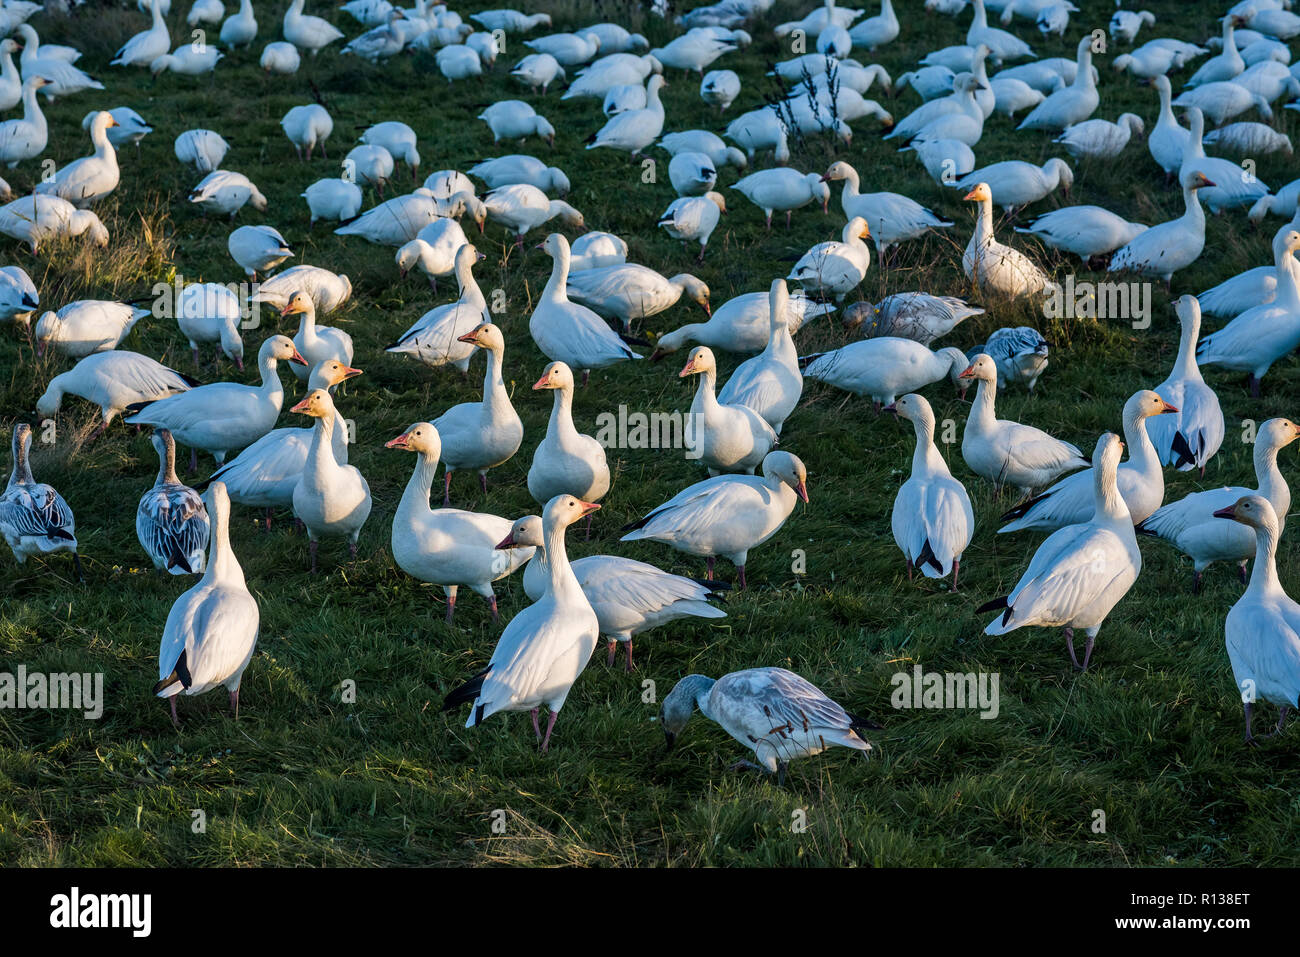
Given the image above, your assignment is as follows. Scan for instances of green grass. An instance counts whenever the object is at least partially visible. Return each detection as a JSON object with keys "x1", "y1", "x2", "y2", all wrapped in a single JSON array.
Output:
[{"x1": 3, "y1": 0, "x2": 1300, "y2": 867}]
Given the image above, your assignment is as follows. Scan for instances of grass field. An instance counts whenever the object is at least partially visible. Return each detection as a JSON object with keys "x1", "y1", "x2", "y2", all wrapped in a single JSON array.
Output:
[{"x1": 3, "y1": 0, "x2": 1300, "y2": 867}]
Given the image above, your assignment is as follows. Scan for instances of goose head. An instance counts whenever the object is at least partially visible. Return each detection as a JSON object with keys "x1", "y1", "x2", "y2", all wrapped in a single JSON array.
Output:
[
  {"x1": 958, "y1": 352, "x2": 997, "y2": 385},
  {"x1": 962, "y1": 181, "x2": 993, "y2": 204},
  {"x1": 533, "y1": 115, "x2": 556, "y2": 147},
  {"x1": 679, "y1": 345, "x2": 717, "y2": 379},
  {"x1": 1274, "y1": 227, "x2": 1300, "y2": 259},
  {"x1": 1256, "y1": 417, "x2": 1300, "y2": 453},
  {"x1": 1123, "y1": 389, "x2": 1179, "y2": 425},
  {"x1": 87, "y1": 111, "x2": 119, "y2": 139},
  {"x1": 704, "y1": 190, "x2": 727, "y2": 214},
  {"x1": 456, "y1": 321, "x2": 504, "y2": 353},
  {"x1": 1178, "y1": 166, "x2": 1215, "y2": 191},
  {"x1": 1213, "y1": 493, "x2": 1280, "y2": 530},
  {"x1": 533, "y1": 360, "x2": 575, "y2": 392},
  {"x1": 536, "y1": 231, "x2": 571, "y2": 260},
  {"x1": 290, "y1": 388, "x2": 338, "y2": 420},
  {"x1": 32, "y1": 310, "x2": 59, "y2": 357},
  {"x1": 938, "y1": 347, "x2": 972, "y2": 396},
  {"x1": 672, "y1": 274, "x2": 711, "y2": 314},
  {"x1": 660, "y1": 673, "x2": 715, "y2": 748},
  {"x1": 547, "y1": 166, "x2": 571, "y2": 196},
  {"x1": 396, "y1": 238, "x2": 431, "y2": 276},
  {"x1": 261, "y1": 333, "x2": 307, "y2": 366},
  {"x1": 1172, "y1": 293, "x2": 1201, "y2": 334},
  {"x1": 804, "y1": 173, "x2": 831, "y2": 213},
  {"x1": 279, "y1": 290, "x2": 315, "y2": 320},
  {"x1": 73, "y1": 210, "x2": 109, "y2": 247},
  {"x1": 888, "y1": 392, "x2": 936, "y2": 431},
  {"x1": 542, "y1": 492, "x2": 601, "y2": 531},
  {"x1": 1044, "y1": 157, "x2": 1073, "y2": 194},
  {"x1": 843, "y1": 216, "x2": 871, "y2": 245},
  {"x1": 547, "y1": 199, "x2": 585, "y2": 230},
  {"x1": 385, "y1": 421, "x2": 440, "y2": 455},
  {"x1": 762, "y1": 450, "x2": 809, "y2": 502},
  {"x1": 497, "y1": 514, "x2": 543, "y2": 549},
  {"x1": 1119, "y1": 112, "x2": 1145, "y2": 139},
  {"x1": 308, "y1": 358, "x2": 362, "y2": 390},
  {"x1": 0, "y1": 39, "x2": 20, "y2": 57}
]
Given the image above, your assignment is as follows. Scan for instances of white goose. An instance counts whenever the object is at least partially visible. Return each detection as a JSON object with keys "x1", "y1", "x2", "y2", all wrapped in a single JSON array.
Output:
[
  {"x1": 150, "y1": 43, "x2": 223, "y2": 75},
  {"x1": 650, "y1": 289, "x2": 832, "y2": 358},
  {"x1": 1147, "y1": 295, "x2": 1224, "y2": 474},
  {"x1": 220, "y1": 0, "x2": 258, "y2": 48},
  {"x1": 979, "y1": 433, "x2": 1140, "y2": 671},
  {"x1": 112, "y1": 0, "x2": 171, "y2": 67},
  {"x1": 1179, "y1": 107, "x2": 1269, "y2": 213},
  {"x1": 999, "y1": 390, "x2": 1177, "y2": 533},
  {"x1": 1140, "y1": 418, "x2": 1300, "y2": 591},
  {"x1": 1174, "y1": 80, "x2": 1272, "y2": 127},
  {"x1": 387, "y1": 243, "x2": 490, "y2": 372},
  {"x1": 502, "y1": 514, "x2": 725, "y2": 670},
  {"x1": 432, "y1": 323, "x2": 523, "y2": 503},
  {"x1": 587, "y1": 74, "x2": 666, "y2": 157},
  {"x1": 803, "y1": 339, "x2": 969, "y2": 408},
  {"x1": 189, "y1": 170, "x2": 268, "y2": 218},
  {"x1": 0, "y1": 76, "x2": 50, "y2": 168},
  {"x1": 479, "y1": 100, "x2": 555, "y2": 146},
  {"x1": 250, "y1": 265, "x2": 351, "y2": 314},
  {"x1": 680, "y1": 346, "x2": 778, "y2": 474},
  {"x1": 442, "y1": 493, "x2": 599, "y2": 752},
  {"x1": 482, "y1": 183, "x2": 584, "y2": 245},
  {"x1": 260, "y1": 41, "x2": 302, "y2": 73},
  {"x1": 962, "y1": 182, "x2": 1057, "y2": 298},
  {"x1": 658, "y1": 191, "x2": 726, "y2": 261},
  {"x1": 1017, "y1": 36, "x2": 1097, "y2": 130},
  {"x1": 174, "y1": 128, "x2": 229, "y2": 173},
  {"x1": 883, "y1": 73, "x2": 986, "y2": 143},
  {"x1": 1015, "y1": 205, "x2": 1147, "y2": 261},
  {"x1": 511, "y1": 52, "x2": 566, "y2": 93},
  {"x1": 435, "y1": 44, "x2": 483, "y2": 81},
  {"x1": 33, "y1": 110, "x2": 118, "y2": 208},
  {"x1": 360, "y1": 122, "x2": 420, "y2": 179},
  {"x1": 621, "y1": 450, "x2": 808, "y2": 587},
  {"x1": 0, "y1": 39, "x2": 20, "y2": 112},
  {"x1": 34, "y1": 300, "x2": 147, "y2": 358},
  {"x1": 787, "y1": 217, "x2": 872, "y2": 301},
  {"x1": 527, "y1": 361, "x2": 611, "y2": 515},
  {"x1": 289, "y1": 388, "x2": 371, "y2": 571},
  {"x1": 730, "y1": 167, "x2": 829, "y2": 229},
  {"x1": 716, "y1": 279, "x2": 803, "y2": 434},
  {"x1": 228, "y1": 224, "x2": 292, "y2": 280},
  {"x1": 849, "y1": 0, "x2": 898, "y2": 48},
  {"x1": 659, "y1": 668, "x2": 874, "y2": 784},
  {"x1": 968, "y1": 0, "x2": 1033, "y2": 63},
  {"x1": 1108, "y1": 167, "x2": 1216, "y2": 283},
  {"x1": 660, "y1": 129, "x2": 749, "y2": 171},
  {"x1": 125, "y1": 335, "x2": 307, "y2": 470},
  {"x1": 529, "y1": 233, "x2": 640, "y2": 380},
  {"x1": 0, "y1": 194, "x2": 108, "y2": 253},
  {"x1": 176, "y1": 282, "x2": 243, "y2": 370},
  {"x1": 569, "y1": 231, "x2": 627, "y2": 270},
  {"x1": 334, "y1": 190, "x2": 443, "y2": 245},
  {"x1": 955, "y1": 159, "x2": 1072, "y2": 214},
  {"x1": 0, "y1": 423, "x2": 79, "y2": 578},
  {"x1": 283, "y1": 0, "x2": 344, "y2": 54},
  {"x1": 1148, "y1": 75, "x2": 1190, "y2": 178},
  {"x1": 153, "y1": 481, "x2": 259, "y2": 726},
  {"x1": 137, "y1": 428, "x2": 210, "y2": 575},
  {"x1": 1200, "y1": 208, "x2": 1300, "y2": 315},
  {"x1": 396, "y1": 217, "x2": 470, "y2": 290},
  {"x1": 1187, "y1": 14, "x2": 1246, "y2": 87},
  {"x1": 303, "y1": 178, "x2": 363, "y2": 226},
  {"x1": 959, "y1": 353, "x2": 1088, "y2": 494},
  {"x1": 280, "y1": 103, "x2": 333, "y2": 160},
  {"x1": 566, "y1": 264, "x2": 710, "y2": 331},
  {"x1": 889, "y1": 393, "x2": 974, "y2": 588},
  {"x1": 468, "y1": 155, "x2": 571, "y2": 195},
  {"x1": 282, "y1": 291, "x2": 353, "y2": 383},
  {"x1": 1217, "y1": 495, "x2": 1300, "y2": 742},
  {"x1": 37, "y1": 352, "x2": 195, "y2": 435}
]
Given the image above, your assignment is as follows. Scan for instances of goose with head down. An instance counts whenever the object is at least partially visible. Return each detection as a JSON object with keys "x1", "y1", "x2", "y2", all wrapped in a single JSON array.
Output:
[
  {"x1": 803, "y1": 338, "x2": 970, "y2": 410},
  {"x1": 731, "y1": 167, "x2": 830, "y2": 229},
  {"x1": 37, "y1": 351, "x2": 195, "y2": 437},
  {"x1": 33, "y1": 299, "x2": 149, "y2": 358},
  {"x1": 565, "y1": 264, "x2": 710, "y2": 332},
  {"x1": 651, "y1": 288, "x2": 832, "y2": 359}
]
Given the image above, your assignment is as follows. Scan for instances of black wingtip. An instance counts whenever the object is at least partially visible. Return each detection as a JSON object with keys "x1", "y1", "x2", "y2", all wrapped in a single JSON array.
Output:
[
  {"x1": 153, "y1": 648, "x2": 192, "y2": 695},
  {"x1": 975, "y1": 596, "x2": 1008, "y2": 615},
  {"x1": 917, "y1": 539, "x2": 943, "y2": 574},
  {"x1": 441, "y1": 666, "x2": 490, "y2": 714},
  {"x1": 999, "y1": 491, "x2": 1049, "y2": 523},
  {"x1": 847, "y1": 710, "x2": 884, "y2": 731},
  {"x1": 1170, "y1": 431, "x2": 1196, "y2": 469}
]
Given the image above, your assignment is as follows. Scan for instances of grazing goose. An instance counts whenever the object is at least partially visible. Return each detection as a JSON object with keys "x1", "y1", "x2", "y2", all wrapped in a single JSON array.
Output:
[
  {"x1": 660, "y1": 667, "x2": 873, "y2": 784},
  {"x1": 1108, "y1": 167, "x2": 1216, "y2": 284},
  {"x1": 715, "y1": 281, "x2": 803, "y2": 435},
  {"x1": 343, "y1": 144, "x2": 394, "y2": 193},
  {"x1": 153, "y1": 481, "x2": 259, "y2": 726},
  {"x1": 138, "y1": 429, "x2": 210, "y2": 575},
  {"x1": 176, "y1": 282, "x2": 243, "y2": 370},
  {"x1": 962, "y1": 183, "x2": 1057, "y2": 299},
  {"x1": 341, "y1": 9, "x2": 408, "y2": 61},
  {"x1": 967, "y1": 326, "x2": 1050, "y2": 392},
  {"x1": 283, "y1": 0, "x2": 344, "y2": 54},
  {"x1": 1203, "y1": 122, "x2": 1292, "y2": 157},
  {"x1": 883, "y1": 73, "x2": 987, "y2": 144},
  {"x1": 0, "y1": 76, "x2": 50, "y2": 168},
  {"x1": 569, "y1": 232, "x2": 628, "y2": 271},
  {"x1": 651, "y1": 289, "x2": 832, "y2": 358},
  {"x1": 999, "y1": 390, "x2": 1177, "y2": 533},
  {"x1": 112, "y1": 0, "x2": 171, "y2": 67},
  {"x1": 563, "y1": 51, "x2": 660, "y2": 100},
  {"x1": 435, "y1": 44, "x2": 483, "y2": 82},
  {"x1": 468, "y1": 155, "x2": 571, "y2": 195},
  {"x1": 841, "y1": 292, "x2": 983, "y2": 345},
  {"x1": 0, "y1": 194, "x2": 108, "y2": 253},
  {"x1": 290, "y1": 389, "x2": 371, "y2": 571},
  {"x1": 357, "y1": 122, "x2": 419, "y2": 181},
  {"x1": 889, "y1": 393, "x2": 974, "y2": 588},
  {"x1": 731, "y1": 167, "x2": 829, "y2": 229},
  {"x1": 586, "y1": 74, "x2": 666, "y2": 157},
  {"x1": 126, "y1": 335, "x2": 306, "y2": 470},
  {"x1": 442, "y1": 494, "x2": 600, "y2": 752},
  {"x1": 989, "y1": 75, "x2": 1046, "y2": 117},
  {"x1": 658, "y1": 191, "x2": 727, "y2": 261},
  {"x1": 502, "y1": 514, "x2": 726, "y2": 670},
  {"x1": 482, "y1": 183, "x2": 584, "y2": 245},
  {"x1": 33, "y1": 300, "x2": 147, "y2": 358},
  {"x1": 527, "y1": 31, "x2": 601, "y2": 66},
  {"x1": 980, "y1": 433, "x2": 1140, "y2": 670},
  {"x1": 511, "y1": 52, "x2": 566, "y2": 92},
  {"x1": 566, "y1": 264, "x2": 710, "y2": 331},
  {"x1": 472, "y1": 9, "x2": 552, "y2": 32},
  {"x1": 188, "y1": 0, "x2": 225, "y2": 26},
  {"x1": 280, "y1": 103, "x2": 333, "y2": 160},
  {"x1": 174, "y1": 128, "x2": 229, "y2": 173},
  {"x1": 527, "y1": 361, "x2": 611, "y2": 515},
  {"x1": 228, "y1": 224, "x2": 292, "y2": 280},
  {"x1": 787, "y1": 217, "x2": 872, "y2": 301},
  {"x1": 1113, "y1": 39, "x2": 1188, "y2": 79},
  {"x1": 150, "y1": 43, "x2": 224, "y2": 75},
  {"x1": 1017, "y1": 36, "x2": 1098, "y2": 130},
  {"x1": 396, "y1": 217, "x2": 469, "y2": 290},
  {"x1": 38, "y1": 352, "x2": 195, "y2": 435},
  {"x1": 621, "y1": 450, "x2": 807, "y2": 587},
  {"x1": 1147, "y1": 295, "x2": 1224, "y2": 474},
  {"x1": 1109, "y1": 9, "x2": 1155, "y2": 43},
  {"x1": 660, "y1": 129, "x2": 749, "y2": 171},
  {"x1": 0, "y1": 265, "x2": 39, "y2": 328},
  {"x1": 1015, "y1": 205, "x2": 1148, "y2": 261},
  {"x1": 1195, "y1": 227, "x2": 1300, "y2": 395},
  {"x1": 387, "y1": 243, "x2": 490, "y2": 372},
  {"x1": 250, "y1": 265, "x2": 351, "y2": 314},
  {"x1": 1179, "y1": 108, "x2": 1269, "y2": 214},
  {"x1": 955, "y1": 159, "x2": 1072, "y2": 213},
  {"x1": 334, "y1": 191, "x2": 446, "y2": 245},
  {"x1": 529, "y1": 234, "x2": 640, "y2": 380},
  {"x1": 898, "y1": 136, "x2": 975, "y2": 186},
  {"x1": 1174, "y1": 80, "x2": 1272, "y2": 127},
  {"x1": 803, "y1": 339, "x2": 969, "y2": 409},
  {"x1": 0, "y1": 423, "x2": 79, "y2": 578},
  {"x1": 432, "y1": 323, "x2": 523, "y2": 503},
  {"x1": 479, "y1": 100, "x2": 556, "y2": 146},
  {"x1": 34, "y1": 111, "x2": 118, "y2": 208},
  {"x1": 700, "y1": 68, "x2": 740, "y2": 109},
  {"x1": 680, "y1": 346, "x2": 778, "y2": 474},
  {"x1": 667, "y1": 151, "x2": 717, "y2": 196},
  {"x1": 959, "y1": 353, "x2": 1087, "y2": 494},
  {"x1": 282, "y1": 291, "x2": 353, "y2": 383},
  {"x1": 650, "y1": 31, "x2": 737, "y2": 73},
  {"x1": 1216, "y1": 496, "x2": 1300, "y2": 742},
  {"x1": 189, "y1": 170, "x2": 268, "y2": 218},
  {"x1": 221, "y1": 0, "x2": 259, "y2": 48},
  {"x1": 1140, "y1": 418, "x2": 1300, "y2": 591}
]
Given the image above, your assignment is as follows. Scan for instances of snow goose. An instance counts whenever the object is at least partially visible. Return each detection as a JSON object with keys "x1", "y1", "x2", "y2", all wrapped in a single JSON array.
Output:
[
  {"x1": 112, "y1": 0, "x2": 171, "y2": 68},
  {"x1": 967, "y1": 0, "x2": 1032, "y2": 63},
  {"x1": 283, "y1": 0, "x2": 344, "y2": 54},
  {"x1": 1016, "y1": 36, "x2": 1098, "y2": 130},
  {"x1": 841, "y1": 292, "x2": 981, "y2": 344},
  {"x1": 0, "y1": 423, "x2": 79, "y2": 578},
  {"x1": 899, "y1": 136, "x2": 976, "y2": 185},
  {"x1": 1203, "y1": 122, "x2": 1292, "y2": 157},
  {"x1": 0, "y1": 76, "x2": 50, "y2": 168},
  {"x1": 87, "y1": 107, "x2": 153, "y2": 154},
  {"x1": 435, "y1": 43, "x2": 482, "y2": 81},
  {"x1": 227, "y1": 225, "x2": 292, "y2": 280},
  {"x1": 700, "y1": 68, "x2": 740, "y2": 109},
  {"x1": 176, "y1": 282, "x2": 241, "y2": 371},
  {"x1": 343, "y1": 143, "x2": 395, "y2": 194},
  {"x1": 126, "y1": 335, "x2": 306, "y2": 469},
  {"x1": 787, "y1": 217, "x2": 872, "y2": 301},
  {"x1": 587, "y1": 74, "x2": 666, "y2": 157},
  {"x1": 442, "y1": 493, "x2": 599, "y2": 751},
  {"x1": 566, "y1": 264, "x2": 709, "y2": 331},
  {"x1": 289, "y1": 389, "x2": 371, "y2": 571},
  {"x1": 335, "y1": 190, "x2": 443, "y2": 244},
  {"x1": 33, "y1": 300, "x2": 148, "y2": 358},
  {"x1": 650, "y1": 31, "x2": 736, "y2": 73},
  {"x1": 660, "y1": 130, "x2": 748, "y2": 171},
  {"x1": 189, "y1": 170, "x2": 268, "y2": 218},
  {"x1": 622, "y1": 450, "x2": 807, "y2": 587},
  {"x1": 990, "y1": 75, "x2": 1046, "y2": 117},
  {"x1": 775, "y1": 0, "x2": 864, "y2": 39},
  {"x1": 250, "y1": 265, "x2": 351, "y2": 314},
  {"x1": 667, "y1": 151, "x2": 717, "y2": 196},
  {"x1": 0, "y1": 194, "x2": 107, "y2": 252},
  {"x1": 503, "y1": 514, "x2": 725, "y2": 670},
  {"x1": 823, "y1": 161, "x2": 952, "y2": 258},
  {"x1": 1140, "y1": 418, "x2": 1300, "y2": 590},
  {"x1": 472, "y1": 9, "x2": 552, "y2": 32},
  {"x1": 660, "y1": 667, "x2": 873, "y2": 783},
  {"x1": 468, "y1": 155, "x2": 570, "y2": 195},
  {"x1": 1147, "y1": 295, "x2": 1224, "y2": 474},
  {"x1": 221, "y1": 0, "x2": 258, "y2": 48},
  {"x1": 1200, "y1": 221, "x2": 1300, "y2": 316},
  {"x1": 1054, "y1": 114, "x2": 1143, "y2": 161},
  {"x1": 883, "y1": 72, "x2": 986, "y2": 143},
  {"x1": 282, "y1": 290, "x2": 353, "y2": 382},
  {"x1": 526, "y1": 31, "x2": 601, "y2": 66},
  {"x1": 968, "y1": 326, "x2": 1049, "y2": 391},
  {"x1": 562, "y1": 51, "x2": 658, "y2": 100},
  {"x1": 848, "y1": 0, "x2": 898, "y2": 48},
  {"x1": 1187, "y1": 15, "x2": 1246, "y2": 87},
  {"x1": 730, "y1": 168, "x2": 829, "y2": 229},
  {"x1": 387, "y1": 243, "x2": 490, "y2": 372},
  {"x1": 154, "y1": 481, "x2": 259, "y2": 726},
  {"x1": 888, "y1": 392, "x2": 974, "y2": 587},
  {"x1": 37, "y1": 351, "x2": 195, "y2": 435},
  {"x1": 432, "y1": 323, "x2": 523, "y2": 503},
  {"x1": 280, "y1": 103, "x2": 332, "y2": 160},
  {"x1": 680, "y1": 346, "x2": 777, "y2": 474},
  {"x1": 150, "y1": 43, "x2": 223, "y2": 75},
  {"x1": 569, "y1": 231, "x2": 627, "y2": 271},
  {"x1": 999, "y1": 390, "x2": 1177, "y2": 532},
  {"x1": 511, "y1": 52, "x2": 565, "y2": 92},
  {"x1": 603, "y1": 82, "x2": 645, "y2": 116},
  {"x1": 896, "y1": 64, "x2": 958, "y2": 100},
  {"x1": 651, "y1": 289, "x2": 831, "y2": 358},
  {"x1": 1175, "y1": 80, "x2": 1272, "y2": 126},
  {"x1": 483, "y1": 182, "x2": 584, "y2": 245},
  {"x1": 0, "y1": 39, "x2": 20, "y2": 112},
  {"x1": 954, "y1": 158, "x2": 1071, "y2": 214},
  {"x1": 1235, "y1": 59, "x2": 1300, "y2": 102},
  {"x1": 341, "y1": 0, "x2": 390, "y2": 24},
  {"x1": 529, "y1": 234, "x2": 639, "y2": 379},
  {"x1": 716, "y1": 280, "x2": 803, "y2": 434},
  {"x1": 395, "y1": 226, "x2": 467, "y2": 292},
  {"x1": 33, "y1": 111, "x2": 118, "y2": 209},
  {"x1": 1179, "y1": 108, "x2": 1269, "y2": 213},
  {"x1": 576, "y1": 23, "x2": 646, "y2": 54},
  {"x1": 1015, "y1": 205, "x2": 1147, "y2": 261},
  {"x1": 979, "y1": 432, "x2": 1139, "y2": 670},
  {"x1": 658, "y1": 191, "x2": 726, "y2": 261},
  {"x1": 1108, "y1": 167, "x2": 1215, "y2": 284},
  {"x1": 0, "y1": 265, "x2": 38, "y2": 327},
  {"x1": 138, "y1": 429, "x2": 210, "y2": 575},
  {"x1": 1244, "y1": 3, "x2": 1300, "y2": 38},
  {"x1": 959, "y1": 353, "x2": 1086, "y2": 494},
  {"x1": 527, "y1": 360, "x2": 611, "y2": 514},
  {"x1": 803, "y1": 338, "x2": 969, "y2": 408},
  {"x1": 188, "y1": 0, "x2": 225, "y2": 25},
  {"x1": 174, "y1": 129, "x2": 229, "y2": 173},
  {"x1": 479, "y1": 100, "x2": 555, "y2": 147},
  {"x1": 1216, "y1": 496, "x2": 1300, "y2": 742},
  {"x1": 341, "y1": 9, "x2": 408, "y2": 61},
  {"x1": 962, "y1": 183, "x2": 1057, "y2": 298},
  {"x1": 1112, "y1": 40, "x2": 1186, "y2": 79},
  {"x1": 1195, "y1": 227, "x2": 1300, "y2": 395},
  {"x1": 260, "y1": 40, "x2": 301, "y2": 73},
  {"x1": 1109, "y1": 9, "x2": 1155, "y2": 43}
]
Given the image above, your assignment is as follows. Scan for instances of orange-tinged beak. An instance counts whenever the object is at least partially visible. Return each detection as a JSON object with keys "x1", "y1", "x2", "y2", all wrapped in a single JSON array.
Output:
[
  {"x1": 289, "y1": 348, "x2": 308, "y2": 365},
  {"x1": 532, "y1": 373, "x2": 551, "y2": 389},
  {"x1": 385, "y1": 432, "x2": 409, "y2": 449},
  {"x1": 963, "y1": 189, "x2": 980, "y2": 201},
  {"x1": 341, "y1": 365, "x2": 363, "y2": 380},
  {"x1": 958, "y1": 364, "x2": 976, "y2": 378},
  {"x1": 495, "y1": 531, "x2": 516, "y2": 548},
  {"x1": 701, "y1": 301, "x2": 711, "y2": 316},
  {"x1": 290, "y1": 397, "x2": 313, "y2": 414},
  {"x1": 795, "y1": 480, "x2": 809, "y2": 503},
  {"x1": 1160, "y1": 400, "x2": 1179, "y2": 414},
  {"x1": 679, "y1": 359, "x2": 697, "y2": 377},
  {"x1": 457, "y1": 331, "x2": 480, "y2": 344},
  {"x1": 1212, "y1": 504, "x2": 1236, "y2": 520},
  {"x1": 579, "y1": 500, "x2": 601, "y2": 516},
  {"x1": 279, "y1": 302, "x2": 304, "y2": 318}
]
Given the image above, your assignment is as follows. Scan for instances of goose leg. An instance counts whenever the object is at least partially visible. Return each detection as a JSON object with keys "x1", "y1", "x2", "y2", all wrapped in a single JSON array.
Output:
[
  {"x1": 189, "y1": 447, "x2": 198, "y2": 475},
  {"x1": 1081, "y1": 633, "x2": 1096, "y2": 671},
  {"x1": 776, "y1": 761, "x2": 788, "y2": 787},
  {"x1": 606, "y1": 640, "x2": 617, "y2": 667},
  {"x1": 951, "y1": 560, "x2": 960, "y2": 591},
  {"x1": 1266, "y1": 705, "x2": 1290, "y2": 738},
  {"x1": 531, "y1": 708, "x2": 541, "y2": 741},
  {"x1": 72, "y1": 552, "x2": 83, "y2": 583},
  {"x1": 349, "y1": 541, "x2": 358, "y2": 561},
  {"x1": 585, "y1": 512, "x2": 594, "y2": 539},
  {"x1": 1192, "y1": 570, "x2": 1202, "y2": 594},
  {"x1": 445, "y1": 590, "x2": 456, "y2": 623},
  {"x1": 169, "y1": 695, "x2": 180, "y2": 728},
  {"x1": 264, "y1": 508, "x2": 273, "y2": 532},
  {"x1": 540, "y1": 710, "x2": 558, "y2": 752},
  {"x1": 486, "y1": 593, "x2": 498, "y2": 622},
  {"x1": 229, "y1": 687, "x2": 239, "y2": 719},
  {"x1": 906, "y1": 558, "x2": 913, "y2": 581},
  {"x1": 737, "y1": 565, "x2": 747, "y2": 589},
  {"x1": 443, "y1": 470, "x2": 453, "y2": 506},
  {"x1": 624, "y1": 639, "x2": 635, "y2": 672},
  {"x1": 1238, "y1": 562, "x2": 1249, "y2": 585},
  {"x1": 1249, "y1": 375, "x2": 1261, "y2": 399},
  {"x1": 479, "y1": 471, "x2": 488, "y2": 494},
  {"x1": 1244, "y1": 701, "x2": 1257, "y2": 745},
  {"x1": 309, "y1": 539, "x2": 319, "y2": 574},
  {"x1": 706, "y1": 557, "x2": 715, "y2": 580},
  {"x1": 1065, "y1": 627, "x2": 1082, "y2": 669}
]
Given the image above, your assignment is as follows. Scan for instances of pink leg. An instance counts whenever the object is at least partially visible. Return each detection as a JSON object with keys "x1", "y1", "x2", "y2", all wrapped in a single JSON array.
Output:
[
  {"x1": 264, "y1": 508, "x2": 273, "y2": 532},
  {"x1": 624, "y1": 638, "x2": 635, "y2": 673},
  {"x1": 349, "y1": 541, "x2": 358, "y2": 561},
  {"x1": 705, "y1": 557, "x2": 714, "y2": 581},
  {"x1": 479, "y1": 471, "x2": 488, "y2": 494},
  {"x1": 1081, "y1": 633, "x2": 1095, "y2": 671},
  {"x1": 606, "y1": 640, "x2": 617, "y2": 667},
  {"x1": 582, "y1": 369, "x2": 590, "y2": 388},
  {"x1": 309, "y1": 539, "x2": 319, "y2": 574},
  {"x1": 906, "y1": 558, "x2": 913, "y2": 582},
  {"x1": 229, "y1": 687, "x2": 240, "y2": 719},
  {"x1": 737, "y1": 565, "x2": 747, "y2": 589},
  {"x1": 189, "y1": 447, "x2": 198, "y2": 474},
  {"x1": 169, "y1": 696, "x2": 180, "y2": 728},
  {"x1": 951, "y1": 560, "x2": 960, "y2": 591},
  {"x1": 445, "y1": 592, "x2": 456, "y2": 623},
  {"x1": 443, "y1": 471, "x2": 453, "y2": 506},
  {"x1": 540, "y1": 710, "x2": 558, "y2": 752},
  {"x1": 487, "y1": 593, "x2": 498, "y2": 622},
  {"x1": 531, "y1": 708, "x2": 541, "y2": 741},
  {"x1": 1065, "y1": 627, "x2": 1081, "y2": 669}
]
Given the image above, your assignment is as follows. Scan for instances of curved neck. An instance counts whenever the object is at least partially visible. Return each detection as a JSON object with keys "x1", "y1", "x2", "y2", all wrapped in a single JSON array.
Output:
[
  {"x1": 400, "y1": 448, "x2": 438, "y2": 516},
  {"x1": 481, "y1": 344, "x2": 510, "y2": 412},
  {"x1": 21, "y1": 83, "x2": 43, "y2": 126},
  {"x1": 204, "y1": 506, "x2": 245, "y2": 585},
  {"x1": 547, "y1": 383, "x2": 577, "y2": 440},
  {"x1": 1181, "y1": 185, "x2": 1206, "y2": 231},
  {"x1": 1254, "y1": 440, "x2": 1287, "y2": 509},
  {"x1": 1122, "y1": 412, "x2": 1160, "y2": 472},
  {"x1": 156, "y1": 441, "x2": 178, "y2": 485},
  {"x1": 543, "y1": 249, "x2": 569, "y2": 302},
  {"x1": 837, "y1": 166, "x2": 861, "y2": 201},
  {"x1": 691, "y1": 367, "x2": 719, "y2": 415},
  {"x1": 9, "y1": 436, "x2": 32, "y2": 486},
  {"x1": 1094, "y1": 461, "x2": 1129, "y2": 523},
  {"x1": 0, "y1": 49, "x2": 17, "y2": 84},
  {"x1": 305, "y1": 414, "x2": 337, "y2": 479},
  {"x1": 543, "y1": 516, "x2": 582, "y2": 600},
  {"x1": 1173, "y1": 318, "x2": 1202, "y2": 378},
  {"x1": 911, "y1": 417, "x2": 949, "y2": 477},
  {"x1": 1246, "y1": 520, "x2": 1283, "y2": 596},
  {"x1": 969, "y1": 377, "x2": 997, "y2": 427}
]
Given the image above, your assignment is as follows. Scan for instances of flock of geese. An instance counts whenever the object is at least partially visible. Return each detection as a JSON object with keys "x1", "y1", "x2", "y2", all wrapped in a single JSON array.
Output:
[{"x1": 3, "y1": 0, "x2": 1300, "y2": 783}]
